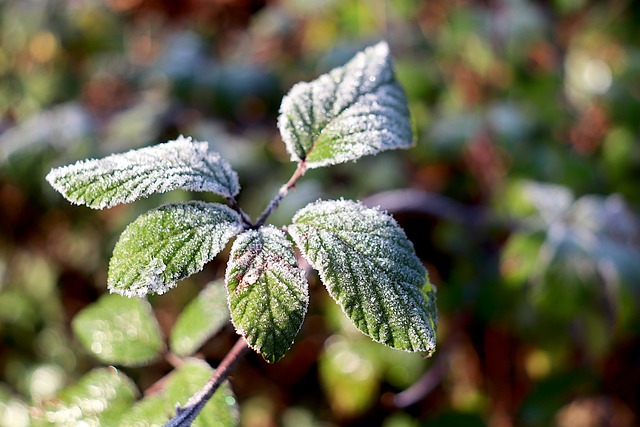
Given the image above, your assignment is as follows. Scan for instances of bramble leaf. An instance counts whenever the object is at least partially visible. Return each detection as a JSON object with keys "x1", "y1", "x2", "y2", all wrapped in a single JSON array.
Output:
[
  {"x1": 226, "y1": 226, "x2": 308, "y2": 363},
  {"x1": 109, "y1": 202, "x2": 243, "y2": 298},
  {"x1": 170, "y1": 280, "x2": 230, "y2": 357},
  {"x1": 72, "y1": 294, "x2": 164, "y2": 366},
  {"x1": 289, "y1": 200, "x2": 436, "y2": 353},
  {"x1": 277, "y1": 41, "x2": 413, "y2": 168},
  {"x1": 33, "y1": 368, "x2": 137, "y2": 427},
  {"x1": 46, "y1": 135, "x2": 240, "y2": 209},
  {"x1": 118, "y1": 358, "x2": 238, "y2": 427}
]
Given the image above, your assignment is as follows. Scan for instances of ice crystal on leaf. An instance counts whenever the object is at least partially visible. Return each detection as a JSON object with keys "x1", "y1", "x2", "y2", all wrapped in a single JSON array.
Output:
[
  {"x1": 277, "y1": 41, "x2": 413, "y2": 168},
  {"x1": 288, "y1": 200, "x2": 436, "y2": 353},
  {"x1": 109, "y1": 202, "x2": 244, "y2": 298},
  {"x1": 226, "y1": 226, "x2": 309, "y2": 363},
  {"x1": 46, "y1": 135, "x2": 240, "y2": 209}
]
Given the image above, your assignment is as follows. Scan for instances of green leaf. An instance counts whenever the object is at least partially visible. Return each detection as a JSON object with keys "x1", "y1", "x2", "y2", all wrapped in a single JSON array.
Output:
[
  {"x1": 32, "y1": 367, "x2": 137, "y2": 426},
  {"x1": 226, "y1": 226, "x2": 308, "y2": 362},
  {"x1": 170, "y1": 280, "x2": 230, "y2": 356},
  {"x1": 46, "y1": 135, "x2": 240, "y2": 209},
  {"x1": 277, "y1": 41, "x2": 413, "y2": 168},
  {"x1": 72, "y1": 294, "x2": 164, "y2": 366},
  {"x1": 289, "y1": 199, "x2": 436, "y2": 353},
  {"x1": 113, "y1": 395, "x2": 166, "y2": 427},
  {"x1": 108, "y1": 202, "x2": 244, "y2": 297},
  {"x1": 118, "y1": 358, "x2": 239, "y2": 427},
  {"x1": 318, "y1": 335, "x2": 380, "y2": 417}
]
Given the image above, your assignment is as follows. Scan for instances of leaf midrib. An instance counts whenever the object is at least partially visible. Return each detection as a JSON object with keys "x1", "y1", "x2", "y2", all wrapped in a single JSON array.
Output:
[{"x1": 299, "y1": 74, "x2": 394, "y2": 162}]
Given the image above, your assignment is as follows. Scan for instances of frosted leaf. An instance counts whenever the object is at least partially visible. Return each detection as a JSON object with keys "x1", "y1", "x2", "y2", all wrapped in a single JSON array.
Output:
[
  {"x1": 522, "y1": 181, "x2": 574, "y2": 225},
  {"x1": 109, "y1": 202, "x2": 243, "y2": 297},
  {"x1": 226, "y1": 226, "x2": 309, "y2": 362},
  {"x1": 289, "y1": 200, "x2": 436, "y2": 353},
  {"x1": 72, "y1": 294, "x2": 164, "y2": 366},
  {"x1": 46, "y1": 135, "x2": 240, "y2": 209},
  {"x1": 278, "y1": 41, "x2": 413, "y2": 168}
]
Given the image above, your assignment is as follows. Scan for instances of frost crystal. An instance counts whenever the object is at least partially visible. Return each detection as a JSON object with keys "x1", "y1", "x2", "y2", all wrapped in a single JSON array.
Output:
[
  {"x1": 289, "y1": 199, "x2": 436, "y2": 353},
  {"x1": 46, "y1": 135, "x2": 240, "y2": 209},
  {"x1": 278, "y1": 41, "x2": 413, "y2": 168},
  {"x1": 109, "y1": 201, "x2": 244, "y2": 297},
  {"x1": 226, "y1": 226, "x2": 309, "y2": 362}
]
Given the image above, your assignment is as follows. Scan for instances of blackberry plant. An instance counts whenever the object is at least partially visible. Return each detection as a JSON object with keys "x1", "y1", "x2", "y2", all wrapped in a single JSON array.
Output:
[{"x1": 41, "y1": 41, "x2": 437, "y2": 426}]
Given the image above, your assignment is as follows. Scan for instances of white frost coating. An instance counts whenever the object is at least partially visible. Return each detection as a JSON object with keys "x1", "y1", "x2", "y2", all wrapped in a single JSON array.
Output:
[
  {"x1": 277, "y1": 41, "x2": 413, "y2": 168},
  {"x1": 522, "y1": 181, "x2": 574, "y2": 226},
  {"x1": 225, "y1": 226, "x2": 309, "y2": 363},
  {"x1": 288, "y1": 199, "x2": 436, "y2": 353},
  {"x1": 46, "y1": 135, "x2": 240, "y2": 209},
  {"x1": 108, "y1": 201, "x2": 244, "y2": 298}
]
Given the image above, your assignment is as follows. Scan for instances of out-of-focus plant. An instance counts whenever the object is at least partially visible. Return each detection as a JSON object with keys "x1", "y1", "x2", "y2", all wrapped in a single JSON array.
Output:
[
  {"x1": 501, "y1": 181, "x2": 640, "y2": 355},
  {"x1": 38, "y1": 42, "x2": 437, "y2": 426}
]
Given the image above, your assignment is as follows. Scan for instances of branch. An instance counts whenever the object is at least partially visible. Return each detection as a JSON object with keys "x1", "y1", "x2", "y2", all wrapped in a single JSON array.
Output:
[
  {"x1": 164, "y1": 338, "x2": 250, "y2": 427},
  {"x1": 254, "y1": 161, "x2": 307, "y2": 228},
  {"x1": 226, "y1": 197, "x2": 253, "y2": 229}
]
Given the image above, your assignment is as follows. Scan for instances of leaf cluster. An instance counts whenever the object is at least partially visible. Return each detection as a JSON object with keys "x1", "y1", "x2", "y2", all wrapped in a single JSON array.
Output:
[{"x1": 43, "y1": 42, "x2": 437, "y2": 425}]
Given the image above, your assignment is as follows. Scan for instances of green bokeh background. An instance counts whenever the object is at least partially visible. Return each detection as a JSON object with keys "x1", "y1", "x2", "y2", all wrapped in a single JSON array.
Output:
[{"x1": 1, "y1": 0, "x2": 639, "y2": 426}]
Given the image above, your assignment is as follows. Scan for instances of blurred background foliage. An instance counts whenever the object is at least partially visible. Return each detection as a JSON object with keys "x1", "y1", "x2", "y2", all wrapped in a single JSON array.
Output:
[{"x1": 1, "y1": 0, "x2": 639, "y2": 426}]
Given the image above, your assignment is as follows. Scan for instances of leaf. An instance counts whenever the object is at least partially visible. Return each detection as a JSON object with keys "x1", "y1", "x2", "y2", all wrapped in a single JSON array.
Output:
[
  {"x1": 277, "y1": 41, "x2": 413, "y2": 168},
  {"x1": 46, "y1": 135, "x2": 240, "y2": 209},
  {"x1": 170, "y1": 280, "x2": 230, "y2": 356},
  {"x1": 118, "y1": 358, "x2": 239, "y2": 427},
  {"x1": 318, "y1": 335, "x2": 380, "y2": 417},
  {"x1": 72, "y1": 294, "x2": 164, "y2": 366},
  {"x1": 108, "y1": 202, "x2": 244, "y2": 298},
  {"x1": 32, "y1": 367, "x2": 137, "y2": 426},
  {"x1": 288, "y1": 199, "x2": 436, "y2": 353},
  {"x1": 225, "y1": 226, "x2": 308, "y2": 362}
]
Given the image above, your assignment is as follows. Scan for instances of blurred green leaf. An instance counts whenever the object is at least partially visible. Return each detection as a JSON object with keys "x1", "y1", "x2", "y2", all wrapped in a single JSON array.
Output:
[
  {"x1": 226, "y1": 226, "x2": 308, "y2": 363},
  {"x1": 318, "y1": 335, "x2": 379, "y2": 418},
  {"x1": 108, "y1": 202, "x2": 243, "y2": 298},
  {"x1": 72, "y1": 294, "x2": 164, "y2": 366},
  {"x1": 118, "y1": 358, "x2": 239, "y2": 427},
  {"x1": 32, "y1": 367, "x2": 137, "y2": 427},
  {"x1": 170, "y1": 281, "x2": 230, "y2": 357},
  {"x1": 0, "y1": 103, "x2": 92, "y2": 165}
]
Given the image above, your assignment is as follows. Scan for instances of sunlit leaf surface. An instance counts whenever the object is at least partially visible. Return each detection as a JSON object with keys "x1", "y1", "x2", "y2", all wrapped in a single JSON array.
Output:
[
  {"x1": 33, "y1": 367, "x2": 137, "y2": 427},
  {"x1": 170, "y1": 280, "x2": 230, "y2": 356},
  {"x1": 46, "y1": 135, "x2": 240, "y2": 209},
  {"x1": 289, "y1": 199, "x2": 436, "y2": 353},
  {"x1": 278, "y1": 42, "x2": 413, "y2": 168},
  {"x1": 72, "y1": 294, "x2": 164, "y2": 366},
  {"x1": 118, "y1": 359, "x2": 239, "y2": 427},
  {"x1": 108, "y1": 202, "x2": 244, "y2": 297},
  {"x1": 226, "y1": 226, "x2": 309, "y2": 362}
]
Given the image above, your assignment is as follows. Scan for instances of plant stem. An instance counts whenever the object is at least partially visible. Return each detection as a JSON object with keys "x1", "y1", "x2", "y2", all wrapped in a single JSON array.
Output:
[
  {"x1": 226, "y1": 196, "x2": 254, "y2": 228},
  {"x1": 254, "y1": 161, "x2": 307, "y2": 228},
  {"x1": 164, "y1": 338, "x2": 250, "y2": 427}
]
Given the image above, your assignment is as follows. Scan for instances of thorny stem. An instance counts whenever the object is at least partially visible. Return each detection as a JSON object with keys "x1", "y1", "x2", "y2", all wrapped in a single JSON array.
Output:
[
  {"x1": 164, "y1": 338, "x2": 250, "y2": 427},
  {"x1": 254, "y1": 161, "x2": 307, "y2": 228}
]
